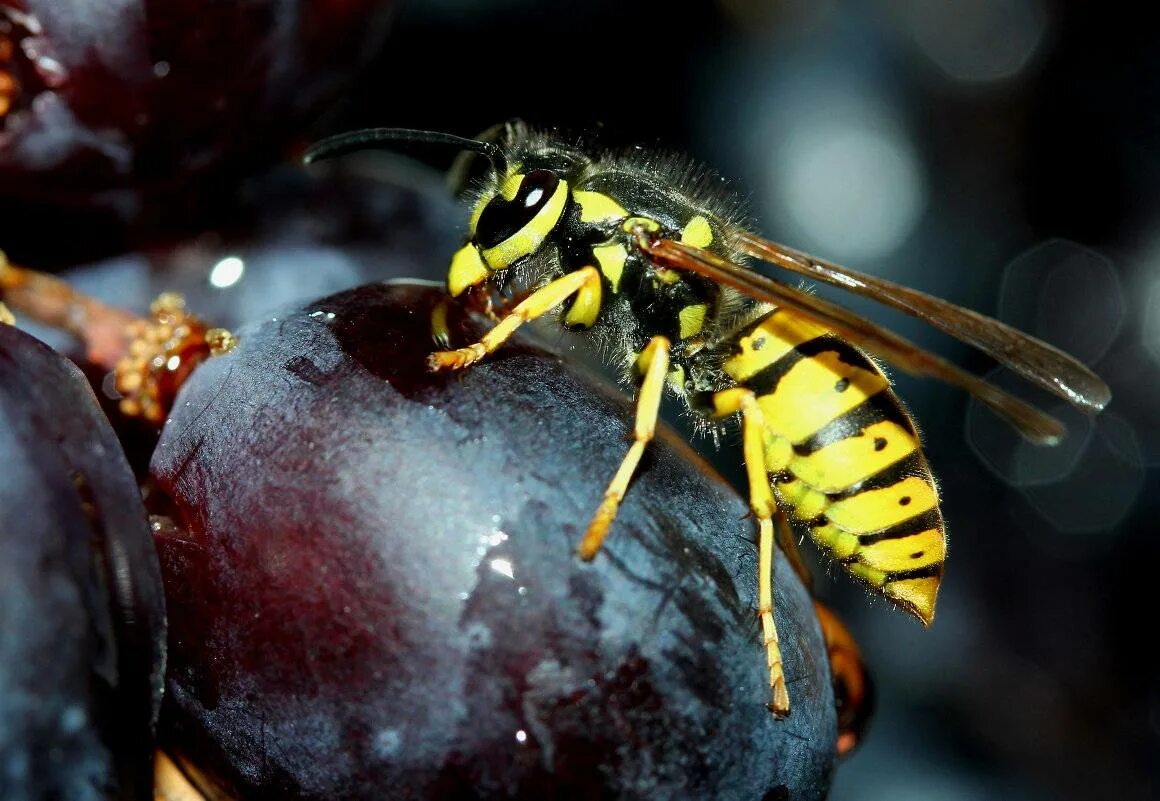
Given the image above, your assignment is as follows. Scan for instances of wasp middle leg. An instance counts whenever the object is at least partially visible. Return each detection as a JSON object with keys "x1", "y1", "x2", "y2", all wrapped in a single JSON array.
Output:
[
  {"x1": 577, "y1": 334, "x2": 671, "y2": 561},
  {"x1": 712, "y1": 387, "x2": 790, "y2": 717}
]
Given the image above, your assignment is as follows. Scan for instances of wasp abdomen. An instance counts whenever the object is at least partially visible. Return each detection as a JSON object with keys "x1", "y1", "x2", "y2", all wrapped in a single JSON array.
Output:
[{"x1": 724, "y1": 309, "x2": 946, "y2": 624}]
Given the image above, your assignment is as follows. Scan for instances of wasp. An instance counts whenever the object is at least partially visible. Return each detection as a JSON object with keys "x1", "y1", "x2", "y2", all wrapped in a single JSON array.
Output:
[{"x1": 303, "y1": 121, "x2": 1110, "y2": 721}]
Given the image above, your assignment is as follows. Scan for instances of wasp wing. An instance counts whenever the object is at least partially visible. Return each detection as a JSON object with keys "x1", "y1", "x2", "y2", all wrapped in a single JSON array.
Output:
[
  {"x1": 734, "y1": 230, "x2": 1110, "y2": 414},
  {"x1": 641, "y1": 236, "x2": 1067, "y2": 446}
]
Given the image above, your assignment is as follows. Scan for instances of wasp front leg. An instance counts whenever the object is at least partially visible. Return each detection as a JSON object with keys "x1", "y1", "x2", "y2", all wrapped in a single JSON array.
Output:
[
  {"x1": 427, "y1": 267, "x2": 602, "y2": 372},
  {"x1": 577, "y1": 335, "x2": 671, "y2": 561},
  {"x1": 712, "y1": 387, "x2": 790, "y2": 717},
  {"x1": 429, "y1": 285, "x2": 518, "y2": 348}
]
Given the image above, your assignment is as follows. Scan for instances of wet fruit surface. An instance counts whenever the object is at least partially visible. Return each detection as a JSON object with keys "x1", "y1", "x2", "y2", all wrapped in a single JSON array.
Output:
[
  {"x1": 0, "y1": 323, "x2": 165, "y2": 801},
  {"x1": 149, "y1": 282, "x2": 838, "y2": 800}
]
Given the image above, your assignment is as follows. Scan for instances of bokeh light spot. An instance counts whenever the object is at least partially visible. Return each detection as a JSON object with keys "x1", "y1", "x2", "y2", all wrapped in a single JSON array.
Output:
[
  {"x1": 973, "y1": 394, "x2": 1143, "y2": 548},
  {"x1": 777, "y1": 126, "x2": 926, "y2": 261},
  {"x1": 763, "y1": 90, "x2": 928, "y2": 263},
  {"x1": 1022, "y1": 413, "x2": 1144, "y2": 538},
  {"x1": 1142, "y1": 272, "x2": 1160, "y2": 367},
  {"x1": 966, "y1": 368, "x2": 1094, "y2": 488},
  {"x1": 899, "y1": 0, "x2": 1048, "y2": 83},
  {"x1": 209, "y1": 255, "x2": 245, "y2": 289},
  {"x1": 999, "y1": 240, "x2": 1123, "y2": 367}
]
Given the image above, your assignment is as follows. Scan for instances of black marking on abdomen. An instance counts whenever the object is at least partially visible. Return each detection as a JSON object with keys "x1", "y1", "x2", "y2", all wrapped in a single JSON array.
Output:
[
  {"x1": 884, "y1": 564, "x2": 944, "y2": 582},
  {"x1": 794, "y1": 391, "x2": 917, "y2": 457},
  {"x1": 825, "y1": 451, "x2": 928, "y2": 502},
  {"x1": 742, "y1": 335, "x2": 850, "y2": 397},
  {"x1": 802, "y1": 514, "x2": 828, "y2": 529},
  {"x1": 855, "y1": 509, "x2": 943, "y2": 545}
]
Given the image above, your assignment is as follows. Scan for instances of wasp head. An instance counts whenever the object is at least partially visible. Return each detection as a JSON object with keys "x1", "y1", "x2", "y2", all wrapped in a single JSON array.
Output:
[{"x1": 448, "y1": 167, "x2": 570, "y2": 296}]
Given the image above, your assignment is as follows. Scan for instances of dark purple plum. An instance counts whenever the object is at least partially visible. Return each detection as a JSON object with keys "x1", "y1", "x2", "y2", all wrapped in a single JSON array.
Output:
[
  {"x1": 149, "y1": 282, "x2": 837, "y2": 800},
  {"x1": 0, "y1": 0, "x2": 397, "y2": 266},
  {"x1": 0, "y1": 323, "x2": 165, "y2": 800}
]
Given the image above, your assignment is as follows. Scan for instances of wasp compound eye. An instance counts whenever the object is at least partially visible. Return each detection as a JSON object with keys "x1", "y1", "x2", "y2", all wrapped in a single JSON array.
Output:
[{"x1": 475, "y1": 170, "x2": 561, "y2": 249}]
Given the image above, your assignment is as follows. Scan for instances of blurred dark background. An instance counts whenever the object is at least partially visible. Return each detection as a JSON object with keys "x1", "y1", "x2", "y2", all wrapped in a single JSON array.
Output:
[{"x1": 325, "y1": 2, "x2": 1158, "y2": 799}]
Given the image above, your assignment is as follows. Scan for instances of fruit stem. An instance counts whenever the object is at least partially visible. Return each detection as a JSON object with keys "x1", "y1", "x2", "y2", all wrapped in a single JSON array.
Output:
[
  {"x1": 1, "y1": 250, "x2": 235, "y2": 424},
  {"x1": 1, "y1": 249, "x2": 140, "y2": 370}
]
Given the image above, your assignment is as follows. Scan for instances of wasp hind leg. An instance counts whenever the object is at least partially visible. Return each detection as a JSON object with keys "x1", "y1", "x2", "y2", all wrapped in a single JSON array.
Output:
[
  {"x1": 427, "y1": 267, "x2": 602, "y2": 371},
  {"x1": 577, "y1": 335, "x2": 671, "y2": 561},
  {"x1": 712, "y1": 387, "x2": 790, "y2": 717}
]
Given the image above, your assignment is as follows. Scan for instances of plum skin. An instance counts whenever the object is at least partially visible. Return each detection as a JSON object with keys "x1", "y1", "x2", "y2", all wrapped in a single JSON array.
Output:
[
  {"x1": 0, "y1": 0, "x2": 398, "y2": 267},
  {"x1": 0, "y1": 323, "x2": 165, "y2": 801},
  {"x1": 150, "y1": 282, "x2": 837, "y2": 800}
]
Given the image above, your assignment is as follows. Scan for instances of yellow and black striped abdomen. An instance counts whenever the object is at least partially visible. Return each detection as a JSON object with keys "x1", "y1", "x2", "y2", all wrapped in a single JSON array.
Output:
[{"x1": 722, "y1": 309, "x2": 946, "y2": 624}]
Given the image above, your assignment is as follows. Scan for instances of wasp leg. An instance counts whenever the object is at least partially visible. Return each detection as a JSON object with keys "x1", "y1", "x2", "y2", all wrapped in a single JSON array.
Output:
[
  {"x1": 712, "y1": 387, "x2": 790, "y2": 717},
  {"x1": 436, "y1": 286, "x2": 522, "y2": 348},
  {"x1": 428, "y1": 267, "x2": 601, "y2": 371},
  {"x1": 154, "y1": 751, "x2": 207, "y2": 801},
  {"x1": 577, "y1": 335, "x2": 671, "y2": 561},
  {"x1": 462, "y1": 284, "x2": 517, "y2": 322},
  {"x1": 430, "y1": 299, "x2": 453, "y2": 348},
  {"x1": 814, "y1": 601, "x2": 873, "y2": 757},
  {"x1": 774, "y1": 506, "x2": 814, "y2": 592}
]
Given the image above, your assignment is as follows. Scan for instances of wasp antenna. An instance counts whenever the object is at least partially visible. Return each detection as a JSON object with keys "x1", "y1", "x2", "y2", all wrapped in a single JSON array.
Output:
[{"x1": 302, "y1": 127, "x2": 506, "y2": 175}]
